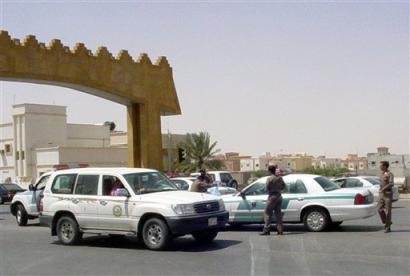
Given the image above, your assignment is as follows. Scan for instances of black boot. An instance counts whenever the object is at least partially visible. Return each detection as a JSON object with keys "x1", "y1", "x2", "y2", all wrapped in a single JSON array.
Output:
[
  {"x1": 260, "y1": 226, "x2": 270, "y2": 236},
  {"x1": 277, "y1": 224, "x2": 284, "y2": 235}
]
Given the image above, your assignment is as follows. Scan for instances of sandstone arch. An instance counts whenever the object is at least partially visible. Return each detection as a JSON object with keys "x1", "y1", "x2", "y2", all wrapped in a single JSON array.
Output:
[{"x1": 0, "y1": 30, "x2": 181, "y2": 170}]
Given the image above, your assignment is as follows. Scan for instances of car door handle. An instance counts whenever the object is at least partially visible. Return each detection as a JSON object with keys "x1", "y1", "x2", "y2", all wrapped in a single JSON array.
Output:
[
  {"x1": 72, "y1": 198, "x2": 80, "y2": 204},
  {"x1": 251, "y1": 201, "x2": 257, "y2": 208},
  {"x1": 297, "y1": 197, "x2": 304, "y2": 201},
  {"x1": 99, "y1": 200, "x2": 108, "y2": 206}
]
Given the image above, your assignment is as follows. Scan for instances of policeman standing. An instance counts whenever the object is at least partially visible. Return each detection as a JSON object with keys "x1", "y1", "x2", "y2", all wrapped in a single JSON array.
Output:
[
  {"x1": 378, "y1": 161, "x2": 394, "y2": 233},
  {"x1": 260, "y1": 165, "x2": 285, "y2": 235},
  {"x1": 190, "y1": 169, "x2": 213, "y2": 193}
]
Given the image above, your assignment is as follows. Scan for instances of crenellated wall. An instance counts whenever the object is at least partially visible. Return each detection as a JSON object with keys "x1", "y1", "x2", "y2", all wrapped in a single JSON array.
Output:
[{"x1": 0, "y1": 30, "x2": 181, "y2": 170}]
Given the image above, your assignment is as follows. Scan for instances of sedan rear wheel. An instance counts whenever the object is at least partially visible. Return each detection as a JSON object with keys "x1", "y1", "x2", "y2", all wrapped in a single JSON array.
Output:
[{"x1": 303, "y1": 208, "x2": 329, "y2": 232}]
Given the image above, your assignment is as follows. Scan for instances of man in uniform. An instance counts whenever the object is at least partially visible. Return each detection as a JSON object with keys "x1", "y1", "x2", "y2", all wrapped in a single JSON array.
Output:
[
  {"x1": 260, "y1": 165, "x2": 286, "y2": 235},
  {"x1": 378, "y1": 161, "x2": 394, "y2": 233},
  {"x1": 190, "y1": 169, "x2": 213, "y2": 193}
]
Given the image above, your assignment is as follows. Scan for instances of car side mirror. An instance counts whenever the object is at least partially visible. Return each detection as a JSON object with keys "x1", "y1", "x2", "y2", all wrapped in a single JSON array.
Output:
[
  {"x1": 116, "y1": 188, "x2": 130, "y2": 197},
  {"x1": 28, "y1": 184, "x2": 34, "y2": 191},
  {"x1": 240, "y1": 191, "x2": 246, "y2": 200}
]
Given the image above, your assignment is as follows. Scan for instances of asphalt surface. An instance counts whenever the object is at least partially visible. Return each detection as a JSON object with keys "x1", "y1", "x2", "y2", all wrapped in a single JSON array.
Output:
[{"x1": 0, "y1": 201, "x2": 409, "y2": 276}]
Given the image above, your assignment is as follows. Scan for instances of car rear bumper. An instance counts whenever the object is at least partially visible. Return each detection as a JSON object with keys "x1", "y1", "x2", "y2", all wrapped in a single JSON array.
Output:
[
  {"x1": 329, "y1": 203, "x2": 377, "y2": 222},
  {"x1": 1, "y1": 195, "x2": 13, "y2": 203},
  {"x1": 166, "y1": 211, "x2": 229, "y2": 235}
]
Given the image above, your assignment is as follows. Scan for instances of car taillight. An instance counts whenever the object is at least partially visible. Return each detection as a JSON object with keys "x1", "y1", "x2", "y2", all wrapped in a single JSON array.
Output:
[
  {"x1": 354, "y1": 194, "x2": 365, "y2": 205},
  {"x1": 39, "y1": 194, "x2": 44, "y2": 212}
]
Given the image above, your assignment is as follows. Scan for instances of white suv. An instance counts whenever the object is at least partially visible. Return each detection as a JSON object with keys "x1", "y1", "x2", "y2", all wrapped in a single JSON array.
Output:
[
  {"x1": 11, "y1": 172, "x2": 52, "y2": 226},
  {"x1": 39, "y1": 168, "x2": 228, "y2": 250}
]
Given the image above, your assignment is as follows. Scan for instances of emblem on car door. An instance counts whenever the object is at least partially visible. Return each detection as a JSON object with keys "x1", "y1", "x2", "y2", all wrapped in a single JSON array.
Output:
[{"x1": 113, "y1": 205, "x2": 122, "y2": 217}]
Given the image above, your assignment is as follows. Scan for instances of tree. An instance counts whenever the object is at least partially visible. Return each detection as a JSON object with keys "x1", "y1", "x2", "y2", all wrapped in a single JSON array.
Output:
[
  {"x1": 178, "y1": 132, "x2": 220, "y2": 172},
  {"x1": 302, "y1": 167, "x2": 350, "y2": 177}
]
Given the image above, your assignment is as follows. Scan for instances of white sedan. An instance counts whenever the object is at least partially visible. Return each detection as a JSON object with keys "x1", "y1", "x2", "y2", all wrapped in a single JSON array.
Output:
[
  {"x1": 222, "y1": 174, "x2": 377, "y2": 232},
  {"x1": 333, "y1": 176, "x2": 399, "y2": 202},
  {"x1": 171, "y1": 177, "x2": 237, "y2": 195}
]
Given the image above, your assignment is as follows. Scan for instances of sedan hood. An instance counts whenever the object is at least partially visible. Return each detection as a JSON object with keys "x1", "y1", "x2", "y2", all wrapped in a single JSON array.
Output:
[{"x1": 137, "y1": 191, "x2": 219, "y2": 204}]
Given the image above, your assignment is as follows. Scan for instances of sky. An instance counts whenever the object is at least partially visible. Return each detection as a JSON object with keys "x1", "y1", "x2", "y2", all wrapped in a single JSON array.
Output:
[{"x1": 0, "y1": 0, "x2": 408, "y2": 158}]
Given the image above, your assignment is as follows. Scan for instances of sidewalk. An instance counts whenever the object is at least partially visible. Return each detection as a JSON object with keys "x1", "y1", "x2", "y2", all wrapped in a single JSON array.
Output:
[{"x1": 399, "y1": 193, "x2": 410, "y2": 200}]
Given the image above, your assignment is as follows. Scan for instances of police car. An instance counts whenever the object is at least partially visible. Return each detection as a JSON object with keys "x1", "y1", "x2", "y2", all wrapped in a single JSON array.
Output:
[
  {"x1": 222, "y1": 174, "x2": 377, "y2": 232},
  {"x1": 39, "y1": 168, "x2": 228, "y2": 250}
]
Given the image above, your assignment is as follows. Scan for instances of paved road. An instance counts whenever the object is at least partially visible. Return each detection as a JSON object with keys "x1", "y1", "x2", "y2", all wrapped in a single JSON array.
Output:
[{"x1": 0, "y1": 201, "x2": 409, "y2": 276}]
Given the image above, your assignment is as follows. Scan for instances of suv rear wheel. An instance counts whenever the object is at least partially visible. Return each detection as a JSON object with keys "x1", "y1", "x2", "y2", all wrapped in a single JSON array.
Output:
[
  {"x1": 142, "y1": 218, "x2": 170, "y2": 250},
  {"x1": 57, "y1": 216, "x2": 82, "y2": 245},
  {"x1": 16, "y1": 204, "x2": 28, "y2": 226},
  {"x1": 192, "y1": 230, "x2": 218, "y2": 244}
]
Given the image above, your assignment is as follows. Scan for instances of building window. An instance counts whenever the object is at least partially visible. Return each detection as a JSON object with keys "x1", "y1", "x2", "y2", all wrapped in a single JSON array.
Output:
[
  {"x1": 21, "y1": 151, "x2": 25, "y2": 160},
  {"x1": 15, "y1": 151, "x2": 19, "y2": 160},
  {"x1": 5, "y1": 144, "x2": 12, "y2": 154}
]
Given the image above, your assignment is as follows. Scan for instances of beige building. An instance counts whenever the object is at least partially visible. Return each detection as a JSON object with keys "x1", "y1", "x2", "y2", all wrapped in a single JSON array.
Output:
[
  {"x1": 0, "y1": 103, "x2": 185, "y2": 183},
  {"x1": 270, "y1": 154, "x2": 313, "y2": 172}
]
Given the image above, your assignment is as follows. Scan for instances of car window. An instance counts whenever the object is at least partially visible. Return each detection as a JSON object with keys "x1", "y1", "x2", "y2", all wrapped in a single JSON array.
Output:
[
  {"x1": 51, "y1": 174, "x2": 77, "y2": 194},
  {"x1": 75, "y1": 175, "x2": 99, "y2": 195},
  {"x1": 220, "y1": 173, "x2": 232, "y2": 183},
  {"x1": 245, "y1": 180, "x2": 266, "y2": 196},
  {"x1": 314, "y1": 176, "x2": 340, "y2": 192},
  {"x1": 344, "y1": 178, "x2": 363, "y2": 188},
  {"x1": 207, "y1": 174, "x2": 216, "y2": 182},
  {"x1": 123, "y1": 172, "x2": 178, "y2": 194},
  {"x1": 172, "y1": 180, "x2": 189, "y2": 190},
  {"x1": 364, "y1": 177, "x2": 380, "y2": 185},
  {"x1": 1, "y1": 184, "x2": 23, "y2": 190},
  {"x1": 284, "y1": 179, "x2": 307, "y2": 194},
  {"x1": 333, "y1": 179, "x2": 346, "y2": 188},
  {"x1": 36, "y1": 175, "x2": 50, "y2": 190},
  {"x1": 102, "y1": 175, "x2": 126, "y2": 196}
]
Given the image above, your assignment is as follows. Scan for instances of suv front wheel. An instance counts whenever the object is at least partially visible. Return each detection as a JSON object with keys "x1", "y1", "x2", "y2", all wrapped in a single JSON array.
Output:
[
  {"x1": 57, "y1": 216, "x2": 82, "y2": 245},
  {"x1": 142, "y1": 218, "x2": 170, "y2": 250}
]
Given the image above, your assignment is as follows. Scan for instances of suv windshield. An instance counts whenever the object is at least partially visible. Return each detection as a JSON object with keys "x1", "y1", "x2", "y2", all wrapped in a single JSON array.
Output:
[
  {"x1": 315, "y1": 176, "x2": 340, "y2": 192},
  {"x1": 123, "y1": 172, "x2": 178, "y2": 194}
]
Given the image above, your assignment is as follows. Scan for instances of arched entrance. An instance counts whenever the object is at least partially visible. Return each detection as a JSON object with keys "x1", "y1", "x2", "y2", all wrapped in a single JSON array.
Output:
[{"x1": 0, "y1": 30, "x2": 181, "y2": 170}]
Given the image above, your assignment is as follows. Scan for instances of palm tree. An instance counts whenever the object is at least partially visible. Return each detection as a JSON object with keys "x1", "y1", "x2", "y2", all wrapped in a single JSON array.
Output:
[{"x1": 178, "y1": 132, "x2": 221, "y2": 172}]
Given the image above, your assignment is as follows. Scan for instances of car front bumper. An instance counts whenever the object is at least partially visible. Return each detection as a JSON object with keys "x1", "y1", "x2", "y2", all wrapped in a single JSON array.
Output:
[{"x1": 166, "y1": 211, "x2": 229, "y2": 235}]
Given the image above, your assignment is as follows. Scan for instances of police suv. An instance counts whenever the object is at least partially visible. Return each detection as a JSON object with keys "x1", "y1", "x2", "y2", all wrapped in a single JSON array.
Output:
[{"x1": 39, "y1": 168, "x2": 228, "y2": 250}]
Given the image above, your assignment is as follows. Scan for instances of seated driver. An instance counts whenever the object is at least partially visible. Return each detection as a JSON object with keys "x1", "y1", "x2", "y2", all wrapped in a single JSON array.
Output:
[{"x1": 110, "y1": 179, "x2": 124, "y2": 196}]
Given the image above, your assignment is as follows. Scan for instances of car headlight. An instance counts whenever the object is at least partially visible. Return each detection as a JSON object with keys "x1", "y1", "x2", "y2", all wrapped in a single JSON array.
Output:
[
  {"x1": 172, "y1": 204, "x2": 195, "y2": 215},
  {"x1": 218, "y1": 199, "x2": 225, "y2": 211}
]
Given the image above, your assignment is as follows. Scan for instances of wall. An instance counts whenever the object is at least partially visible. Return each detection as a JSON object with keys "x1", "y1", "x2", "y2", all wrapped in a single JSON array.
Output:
[
  {"x1": 14, "y1": 104, "x2": 67, "y2": 178},
  {"x1": 67, "y1": 124, "x2": 110, "y2": 147},
  {"x1": 0, "y1": 123, "x2": 15, "y2": 181}
]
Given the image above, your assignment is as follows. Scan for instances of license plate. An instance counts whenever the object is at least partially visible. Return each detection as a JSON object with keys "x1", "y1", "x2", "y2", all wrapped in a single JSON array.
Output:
[{"x1": 208, "y1": 217, "x2": 217, "y2": 226}]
